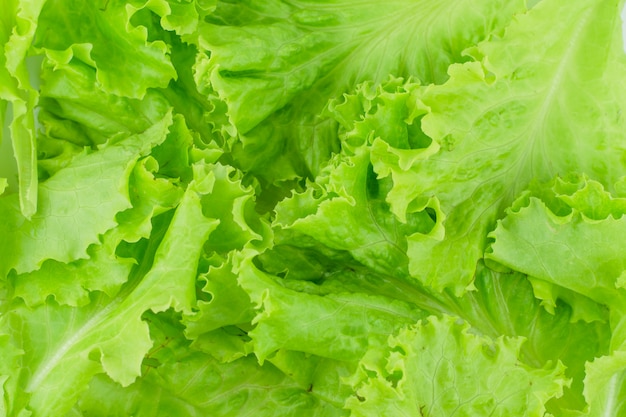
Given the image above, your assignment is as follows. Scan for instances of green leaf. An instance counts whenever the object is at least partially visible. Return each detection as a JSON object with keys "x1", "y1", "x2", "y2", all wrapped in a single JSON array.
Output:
[
  {"x1": 33, "y1": 0, "x2": 176, "y2": 99},
  {"x1": 0, "y1": 166, "x2": 218, "y2": 416},
  {"x1": 456, "y1": 265, "x2": 610, "y2": 413},
  {"x1": 3, "y1": 0, "x2": 626, "y2": 414},
  {"x1": 10, "y1": 152, "x2": 184, "y2": 307},
  {"x1": 161, "y1": 34, "x2": 236, "y2": 151},
  {"x1": 0, "y1": 334, "x2": 24, "y2": 417},
  {"x1": 275, "y1": 144, "x2": 435, "y2": 280},
  {"x1": 130, "y1": 0, "x2": 205, "y2": 36},
  {"x1": 346, "y1": 315, "x2": 568, "y2": 417},
  {"x1": 1, "y1": 0, "x2": 48, "y2": 217},
  {"x1": 10, "y1": 236, "x2": 134, "y2": 308},
  {"x1": 37, "y1": 55, "x2": 172, "y2": 149},
  {"x1": 0, "y1": 111, "x2": 173, "y2": 277},
  {"x1": 267, "y1": 350, "x2": 355, "y2": 412},
  {"x1": 256, "y1": 227, "x2": 607, "y2": 412},
  {"x1": 237, "y1": 255, "x2": 425, "y2": 363},
  {"x1": 76, "y1": 355, "x2": 344, "y2": 417},
  {"x1": 325, "y1": 78, "x2": 435, "y2": 223},
  {"x1": 182, "y1": 253, "x2": 255, "y2": 339},
  {"x1": 583, "y1": 347, "x2": 626, "y2": 417},
  {"x1": 72, "y1": 311, "x2": 345, "y2": 417},
  {"x1": 487, "y1": 179, "x2": 626, "y2": 310},
  {"x1": 198, "y1": 0, "x2": 523, "y2": 185},
  {"x1": 199, "y1": 163, "x2": 272, "y2": 255},
  {"x1": 114, "y1": 154, "x2": 185, "y2": 243},
  {"x1": 401, "y1": 0, "x2": 626, "y2": 293}
]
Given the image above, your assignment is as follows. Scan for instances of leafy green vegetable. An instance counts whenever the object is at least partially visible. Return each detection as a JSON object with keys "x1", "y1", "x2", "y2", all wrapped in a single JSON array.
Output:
[
  {"x1": 1, "y1": 0, "x2": 626, "y2": 415},
  {"x1": 347, "y1": 315, "x2": 567, "y2": 417}
]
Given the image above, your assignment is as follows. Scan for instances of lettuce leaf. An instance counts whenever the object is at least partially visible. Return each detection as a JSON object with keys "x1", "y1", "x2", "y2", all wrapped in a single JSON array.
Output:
[
  {"x1": 405, "y1": 0, "x2": 626, "y2": 294},
  {"x1": 195, "y1": 0, "x2": 524, "y2": 188},
  {"x1": 0, "y1": 164, "x2": 217, "y2": 416},
  {"x1": 0, "y1": 112, "x2": 173, "y2": 278},
  {"x1": 2, "y1": 0, "x2": 626, "y2": 415},
  {"x1": 0, "y1": 0, "x2": 47, "y2": 218},
  {"x1": 347, "y1": 316, "x2": 567, "y2": 417}
]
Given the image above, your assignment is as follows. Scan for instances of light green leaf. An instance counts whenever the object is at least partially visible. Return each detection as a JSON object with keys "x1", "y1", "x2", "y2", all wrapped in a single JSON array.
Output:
[
  {"x1": 148, "y1": 105, "x2": 197, "y2": 185},
  {"x1": 113, "y1": 155, "x2": 184, "y2": 244},
  {"x1": 0, "y1": 112, "x2": 173, "y2": 278},
  {"x1": 1, "y1": 0, "x2": 48, "y2": 217},
  {"x1": 190, "y1": 326, "x2": 252, "y2": 363},
  {"x1": 33, "y1": 0, "x2": 176, "y2": 99},
  {"x1": 256, "y1": 242, "x2": 608, "y2": 413},
  {"x1": 199, "y1": 163, "x2": 272, "y2": 255},
  {"x1": 10, "y1": 237, "x2": 134, "y2": 308},
  {"x1": 456, "y1": 265, "x2": 610, "y2": 413},
  {"x1": 326, "y1": 78, "x2": 435, "y2": 223},
  {"x1": 401, "y1": 0, "x2": 626, "y2": 293},
  {"x1": 132, "y1": 0, "x2": 216, "y2": 36},
  {"x1": 10, "y1": 152, "x2": 184, "y2": 308},
  {"x1": 37, "y1": 55, "x2": 172, "y2": 149},
  {"x1": 76, "y1": 354, "x2": 344, "y2": 417},
  {"x1": 0, "y1": 165, "x2": 217, "y2": 416},
  {"x1": 275, "y1": 144, "x2": 435, "y2": 280},
  {"x1": 161, "y1": 35, "x2": 236, "y2": 151},
  {"x1": 73, "y1": 311, "x2": 345, "y2": 417},
  {"x1": 346, "y1": 315, "x2": 568, "y2": 417},
  {"x1": 197, "y1": 0, "x2": 523, "y2": 186},
  {"x1": 183, "y1": 253, "x2": 255, "y2": 339},
  {"x1": 268, "y1": 350, "x2": 355, "y2": 412},
  {"x1": 0, "y1": 334, "x2": 24, "y2": 417},
  {"x1": 203, "y1": 0, "x2": 523, "y2": 132},
  {"x1": 583, "y1": 349, "x2": 626, "y2": 417},
  {"x1": 487, "y1": 179, "x2": 626, "y2": 311},
  {"x1": 237, "y1": 255, "x2": 425, "y2": 363}
]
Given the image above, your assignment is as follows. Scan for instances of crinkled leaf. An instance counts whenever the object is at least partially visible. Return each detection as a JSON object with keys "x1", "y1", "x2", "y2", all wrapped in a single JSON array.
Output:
[
  {"x1": 0, "y1": 112, "x2": 173, "y2": 277},
  {"x1": 583, "y1": 348, "x2": 626, "y2": 417},
  {"x1": 346, "y1": 316, "x2": 568, "y2": 417},
  {"x1": 199, "y1": 163, "x2": 272, "y2": 255},
  {"x1": 456, "y1": 265, "x2": 610, "y2": 413},
  {"x1": 0, "y1": 167, "x2": 217, "y2": 417},
  {"x1": 256, "y1": 241, "x2": 609, "y2": 412},
  {"x1": 37, "y1": 56, "x2": 171, "y2": 149},
  {"x1": 275, "y1": 144, "x2": 435, "y2": 280},
  {"x1": 72, "y1": 311, "x2": 344, "y2": 417},
  {"x1": 10, "y1": 237, "x2": 134, "y2": 308},
  {"x1": 326, "y1": 78, "x2": 435, "y2": 223},
  {"x1": 403, "y1": 0, "x2": 626, "y2": 293},
  {"x1": 183, "y1": 254, "x2": 255, "y2": 339},
  {"x1": 237, "y1": 255, "x2": 425, "y2": 363},
  {"x1": 1, "y1": 0, "x2": 47, "y2": 217},
  {"x1": 487, "y1": 178, "x2": 626, "y2": 310},
  {"x1": 198, "y1": 0, "x2": 523, "y2": 185},
  {"x1": 10, "y1": 153, "x2": 184, "y2": 307},
  {"x1": 33, "y1": 0, "x2": 176, "y2": 99}
]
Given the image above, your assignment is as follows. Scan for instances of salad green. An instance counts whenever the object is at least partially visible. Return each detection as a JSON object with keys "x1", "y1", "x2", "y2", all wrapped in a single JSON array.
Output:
[{"x1": 1, "y1": 0, "x2": 626, "y2": 415}]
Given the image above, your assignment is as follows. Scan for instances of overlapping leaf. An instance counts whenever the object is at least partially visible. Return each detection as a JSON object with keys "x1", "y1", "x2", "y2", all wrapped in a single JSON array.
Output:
[
  {"x1": 195, "y1": 0, "x2": 524, "y2": 186},
  {"x1": 73, "y1": 312, "x2": 345, "y2": 417},
  {"x1": 2, "y1": 0, "x2": 626, "y2": 415},
  {"x1": 0, "y1": 112, "x2": 173, "y2": 278},
  {"x1": 404, "y1": 0, "x2": 626, "y2": 293},
  {"x1": 33, "y1": 0, "x2": 176, "y2": 99},
  {"x1": 346, "y1": 316, "x2": 567, "y2": 417},
  {"x1": 1, "y1": 0, "x2": 48, "y2": 217},
  {"x1": 0, "y1": 165, "x2": 217, "y2": 416},
  {"x1": 487, "y1": 178, "x2": 626, "y2": 312}
]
